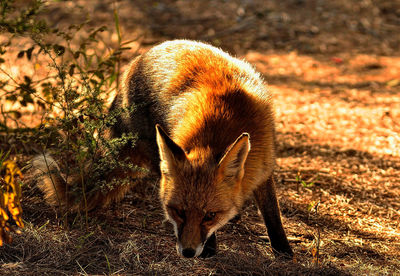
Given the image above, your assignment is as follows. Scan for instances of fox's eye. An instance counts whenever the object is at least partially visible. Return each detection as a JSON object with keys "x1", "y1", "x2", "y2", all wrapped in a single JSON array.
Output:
[
  {"x1": 176, "y1": 209, "x2": 185, "y2": 219},
  {"x1": 170, "y1": 207, "x2": 185, "y2": 220},
  {"x1": 203, "y1": 212, "x2": 216, "y2": 223}
]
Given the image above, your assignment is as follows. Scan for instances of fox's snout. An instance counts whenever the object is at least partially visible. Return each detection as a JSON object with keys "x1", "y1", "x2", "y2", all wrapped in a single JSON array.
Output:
[
  {"x1": 181, "y1": 247, "x2": 196, "y2": 258},
  {"x1": 176, "y1": 241, "x2": 204, "y2": 258},
  {"x1": 176, "y1": 233, "x2": 218, "y2": 258}
]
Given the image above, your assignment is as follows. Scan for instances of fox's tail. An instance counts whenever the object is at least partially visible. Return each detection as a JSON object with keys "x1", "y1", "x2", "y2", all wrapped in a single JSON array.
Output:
[
  {"x1": 31, "y1": 153, "x2": 73, "y2": 210},
  {"x1": 31, "y1": 153, "x2": 141, "y2": 212}
]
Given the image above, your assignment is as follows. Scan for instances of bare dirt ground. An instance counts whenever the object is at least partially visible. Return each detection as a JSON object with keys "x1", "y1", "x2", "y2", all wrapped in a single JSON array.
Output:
[{"x1": 1, "y1": 0, "x2": 399, "y2": 275}]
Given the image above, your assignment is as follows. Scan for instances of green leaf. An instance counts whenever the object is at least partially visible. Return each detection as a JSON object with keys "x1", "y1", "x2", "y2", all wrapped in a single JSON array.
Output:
[
  {"x1": 6, "y1": 94, "x2": 17, "y2": 102},
  {"x1": 53, "y1": 44, "x2": 65, "y2": 56},
  {"x1": 17, "y1": 50, "x2": 24, "y2": 58},
  {"x1": 301, "y1": 180, "x2": 313, "y2": 188},
  {"x1": 113, "y1": 6, "x2": 121, "y2": 44},
  {"x1": 307, "y1": 201, "x2": 316, "y2": 212},
  {"x1": 94, "y1": 70, "x2": 104, "y2": 80},
  {"x1": 109, "y1": 72, "x2": 117, "y2": 86},
  {"x1": 69, "y1": 64, "x2": 76, "y2": 76},
  {"x1": 23, "y1": 75, "x2": 32, "y2": 84},
  {"x1": 26, "y1": 46, "x2": 34, "y2": 60},
  {"x1": 90, "y1": 79, "x2": 98, "y2": 86},
  {"x1": 7, "y1": 110, "x2": 22, "y2": 119},
  {"x1": 73, "y1": 51, "x2": 80, "y2": 59}
]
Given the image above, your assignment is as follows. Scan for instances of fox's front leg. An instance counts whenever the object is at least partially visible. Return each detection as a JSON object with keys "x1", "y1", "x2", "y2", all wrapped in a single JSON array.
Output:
[
  {"x1": 199, "y1": 233, "x2": 217, "y2": 258},
  {"x1": 253, "y1": 174, "x2": 293, "y2": 258}
]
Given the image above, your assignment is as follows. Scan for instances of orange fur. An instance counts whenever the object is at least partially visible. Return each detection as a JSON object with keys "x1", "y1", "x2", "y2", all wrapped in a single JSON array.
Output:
[
  {"x1": 132, "y1": 40, "x2": 291, "y2": 258},
  {"x1": 33, "y1": 40, "x2": 292, "y2": 258}
]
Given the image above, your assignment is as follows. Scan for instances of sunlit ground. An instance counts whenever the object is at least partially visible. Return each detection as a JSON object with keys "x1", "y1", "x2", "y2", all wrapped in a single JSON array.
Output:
[
  {"x1": 245, "y1": 52, "x2": 400, "y2": 272},
  {"x1": 1, "y1": 0, "x2": 400, "y2": 274}
]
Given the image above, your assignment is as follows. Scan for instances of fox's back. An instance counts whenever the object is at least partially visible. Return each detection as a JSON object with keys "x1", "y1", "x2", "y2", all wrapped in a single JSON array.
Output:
[
  {"x1": 113, "y1": 40, "x2": 275, "y2": 180},
  {"x1": 140, "y1": 40, "x2": 270, "y2": 115}
]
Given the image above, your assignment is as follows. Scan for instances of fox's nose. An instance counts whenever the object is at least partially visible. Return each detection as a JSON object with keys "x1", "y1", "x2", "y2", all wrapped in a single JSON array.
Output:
[{"x1": 182, "y1": 248, "x2": 196, "y2": 258}]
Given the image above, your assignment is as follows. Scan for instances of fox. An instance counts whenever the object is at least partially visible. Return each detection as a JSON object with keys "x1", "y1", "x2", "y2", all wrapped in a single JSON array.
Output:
[{"x1": 32, "y1": 39, "x2": 293, "y2": 259}]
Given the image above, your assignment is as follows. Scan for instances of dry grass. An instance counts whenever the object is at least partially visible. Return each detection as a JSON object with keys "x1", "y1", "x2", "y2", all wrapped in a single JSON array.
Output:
[
  {"x1": 0, "y1": 179, "x2": 355, "y2": 275},
  {"x1": 1, "y1": 0, "x2": 399, "y2": 275}
]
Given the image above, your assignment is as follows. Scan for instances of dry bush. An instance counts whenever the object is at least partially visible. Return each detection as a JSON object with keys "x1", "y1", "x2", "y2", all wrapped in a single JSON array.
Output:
[{"x1": 0, "y1": 154, "x2": 24, "y2": 246}]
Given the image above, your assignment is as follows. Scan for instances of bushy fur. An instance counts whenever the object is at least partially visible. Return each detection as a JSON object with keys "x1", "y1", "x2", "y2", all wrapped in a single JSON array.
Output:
[
  {"x1": 31, "y1": 154, "x2": 67, "y2": 208},
  {"x1": 31, "y1": 152, "x2": 144, "y2": 211}
]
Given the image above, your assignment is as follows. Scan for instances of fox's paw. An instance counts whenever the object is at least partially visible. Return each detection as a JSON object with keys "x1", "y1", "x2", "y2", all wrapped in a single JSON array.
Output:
[{"x1": 200, "y1": 233, "x2": 217, "y2": 258}]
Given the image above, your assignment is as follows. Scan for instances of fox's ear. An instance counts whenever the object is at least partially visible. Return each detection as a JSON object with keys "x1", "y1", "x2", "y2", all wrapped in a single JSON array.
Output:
[
  {"x1": 156, "y1": 124, "x2": 186, "y2": 173},
  {"x1": 217, "y1": 133, "x2": 250, "y2": 184}
]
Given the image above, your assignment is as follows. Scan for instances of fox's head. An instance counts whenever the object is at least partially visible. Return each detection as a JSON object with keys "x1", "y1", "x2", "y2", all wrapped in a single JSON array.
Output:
[{"x1": 155, "y1": 124, "x2": 250, "y2": 258}]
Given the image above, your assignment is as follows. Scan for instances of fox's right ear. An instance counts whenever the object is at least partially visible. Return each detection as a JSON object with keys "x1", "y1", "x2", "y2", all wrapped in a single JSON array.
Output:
[{"x1": 155, "y1": 124, "x2": 186, "y2": 174}]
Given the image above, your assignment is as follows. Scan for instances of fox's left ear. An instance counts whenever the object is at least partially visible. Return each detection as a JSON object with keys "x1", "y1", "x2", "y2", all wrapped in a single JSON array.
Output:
[
  {"x1": 156, "y1": 124, "x2": 186, "y2": 174},
  {"x1": 217, "y1": 133, "x2": 251, "y2": 184}
]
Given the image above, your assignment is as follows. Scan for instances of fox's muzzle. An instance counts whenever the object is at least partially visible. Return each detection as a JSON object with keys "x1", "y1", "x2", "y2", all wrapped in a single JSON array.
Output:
[
  {"x1": 176, "y1": 241, "x2": 205, "y2": 258},
  {"x1": 182, "y1": 248, "x2": 196, "y2": 258}
]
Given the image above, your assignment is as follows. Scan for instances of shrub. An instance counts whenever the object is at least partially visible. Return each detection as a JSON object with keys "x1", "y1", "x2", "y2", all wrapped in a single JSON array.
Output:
[{"x1": 0, "y1": 0, "x2": 140, "y2": 217}]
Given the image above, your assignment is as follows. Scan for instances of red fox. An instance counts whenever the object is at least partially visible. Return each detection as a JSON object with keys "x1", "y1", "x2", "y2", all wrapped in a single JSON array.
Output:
[{"x1": 32, "y1": 40, "x2": 293, "y2": 258}]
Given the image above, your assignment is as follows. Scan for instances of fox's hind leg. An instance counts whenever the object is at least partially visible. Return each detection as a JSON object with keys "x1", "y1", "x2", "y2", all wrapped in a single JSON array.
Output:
[{"x1": 253, "y1": 174, "x2": 293, "y2": 258}]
